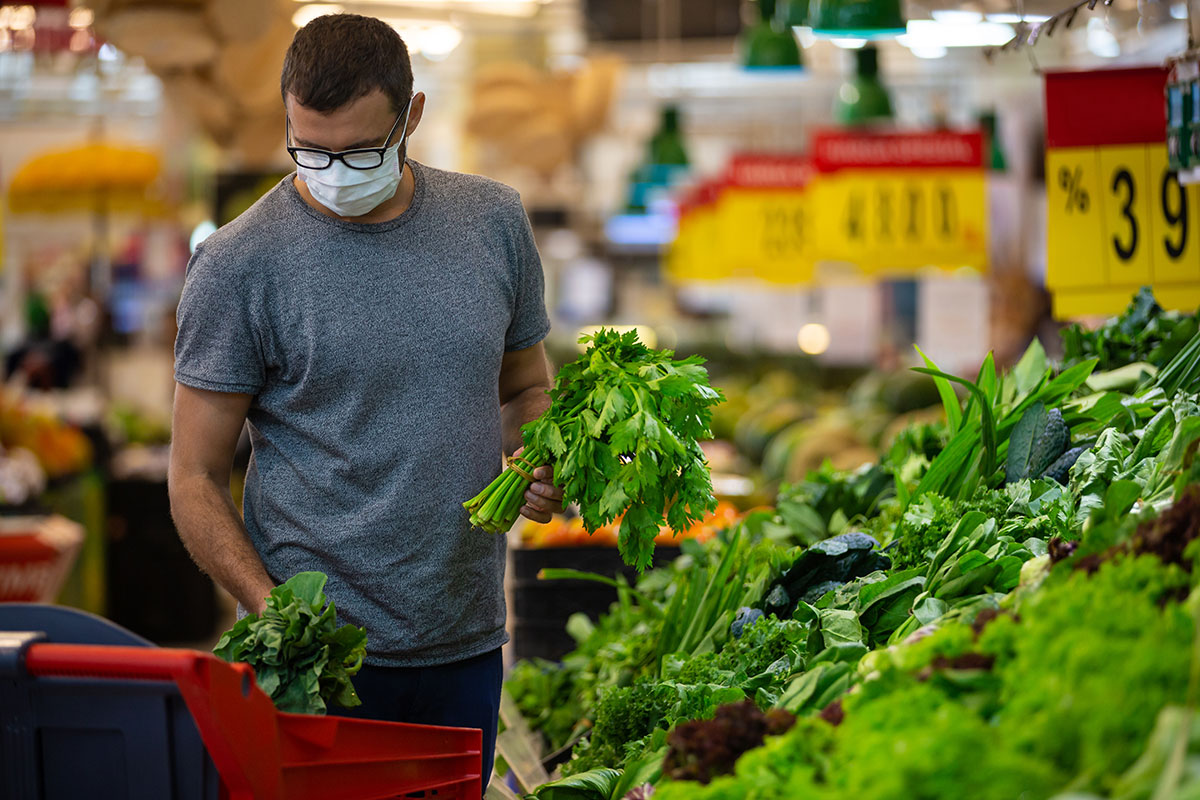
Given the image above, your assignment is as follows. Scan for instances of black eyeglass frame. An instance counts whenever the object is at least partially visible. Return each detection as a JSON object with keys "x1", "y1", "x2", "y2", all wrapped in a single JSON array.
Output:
[{"x1": 285, "y1": 95, "x2": 413, "y2": 171}]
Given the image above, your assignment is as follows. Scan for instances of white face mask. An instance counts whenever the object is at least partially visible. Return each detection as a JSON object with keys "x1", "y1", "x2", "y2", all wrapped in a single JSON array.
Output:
[{"x1": 296, "y1": 98, "x2": 413, "y2": 218}]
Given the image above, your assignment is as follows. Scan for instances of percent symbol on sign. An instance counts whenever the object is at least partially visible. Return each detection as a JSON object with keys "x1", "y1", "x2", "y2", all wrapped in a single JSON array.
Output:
[{"x1": 1058, "y1": 166, "x2": 1089, "y2": 213}]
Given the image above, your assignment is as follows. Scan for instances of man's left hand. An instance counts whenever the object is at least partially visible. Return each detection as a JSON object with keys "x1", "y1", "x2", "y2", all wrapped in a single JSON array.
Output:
[{"x1": 516, "y1": 451, "x2": 564, "y2": 523}]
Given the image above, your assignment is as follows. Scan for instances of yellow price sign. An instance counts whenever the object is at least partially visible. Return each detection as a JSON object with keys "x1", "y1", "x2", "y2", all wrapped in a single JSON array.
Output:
[
  {"x1": 809, "y1": 130, "x2": 988, "y2": 275},
  {"x1": 1046, "y1": 148, "x2": 1105, "y2": 290},
  {"x1": 813, "y1": 169, "x2": 986, "y2": 273},
  {"x1": 715, "y1": 155, "x2": 814, "y2": 284},
  {"x1": 666, "y1": 181, "x2": 728, "y2": 282},
  {"x1": 1044, "y1": 67, "x2": 1200, "y2": 317},
  {"x1": 1147, "y1": 146, "x2": 1200, "y2": 284},
  {"x1": 1046, "y1": 144, "x2": 1200, "y2": 314}
]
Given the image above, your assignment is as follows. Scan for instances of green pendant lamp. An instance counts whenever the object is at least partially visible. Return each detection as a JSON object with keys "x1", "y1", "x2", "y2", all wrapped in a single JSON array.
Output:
[
  {"x1": 807, "y1": 0, "x2": 905, "y2": 39},
  {"x1": 833, "y1": 44, "x2": 893, "y2": 125},
  {"x1": 649, "y1": 106, "x2": 689, "y2": 167},
  {"x1": 742, "y1": 0, "x2": 804, "y2": 69},
  {"x1": 979, "y1": 111, "x2": 1008, "y2": 172}
]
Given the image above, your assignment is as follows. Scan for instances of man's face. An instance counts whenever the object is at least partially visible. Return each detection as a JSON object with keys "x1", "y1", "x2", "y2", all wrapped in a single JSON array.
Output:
[{"x1": 286, "y1": 88, "x2": 421, "y2": 161}]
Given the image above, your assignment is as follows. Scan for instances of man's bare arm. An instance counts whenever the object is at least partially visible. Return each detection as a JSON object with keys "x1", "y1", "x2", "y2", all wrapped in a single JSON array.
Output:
[
  {"x1": 498, "y1": 341, "x2": 553, "y2": 455},
  {"x1": 168, "y1": 384, "x2": 275, "y2": 614},
  {"x1": 498, "y1": 341, "x2": 563, "y2": 522}
]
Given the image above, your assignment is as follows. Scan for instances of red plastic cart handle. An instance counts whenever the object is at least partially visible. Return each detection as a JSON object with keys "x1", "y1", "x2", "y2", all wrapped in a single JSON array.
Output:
[
  {"x1": 23, "y1": 643, "x2": 483, "y2": 800},
  {"x1": 26, "y1": 642, "x2": 283, "y2": 800}
]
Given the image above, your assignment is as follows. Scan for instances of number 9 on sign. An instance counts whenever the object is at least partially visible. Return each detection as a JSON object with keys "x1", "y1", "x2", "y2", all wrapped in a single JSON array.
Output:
[{"x1": 1149, "y1": 145, "x2": 1200, "y2": 283}]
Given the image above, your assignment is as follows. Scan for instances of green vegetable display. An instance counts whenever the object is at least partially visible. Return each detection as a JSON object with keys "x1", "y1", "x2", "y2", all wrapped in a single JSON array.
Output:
[
  {"x1": 465, "y1": 329, "x2": 723, "y2": 570},
  {"x1": 1062, "y1": 286, "x2": 1198, "y2": 371},
  {"x1": 503, "y1": 288, "x2": 1200, "y2": 800},
  {"x1": 213, "y1": 572, "x2": 367, "y2": 715}
]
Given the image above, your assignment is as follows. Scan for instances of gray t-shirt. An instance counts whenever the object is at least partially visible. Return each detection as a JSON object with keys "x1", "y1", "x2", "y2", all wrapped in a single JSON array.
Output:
[{"x1": 174, "y1": 161, "x2": 550, "y2": 667}]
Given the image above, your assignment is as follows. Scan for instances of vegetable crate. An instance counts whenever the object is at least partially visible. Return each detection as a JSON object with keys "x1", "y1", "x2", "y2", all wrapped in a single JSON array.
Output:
[
  {"x1": 0, "y1": 605, "x2": 482, "y2": 800},
  {"x1": 0, "y1": 515, "x2": 83, "y2": 602}
]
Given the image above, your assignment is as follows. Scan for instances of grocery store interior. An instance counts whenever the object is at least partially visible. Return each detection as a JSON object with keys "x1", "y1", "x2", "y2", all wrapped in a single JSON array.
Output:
[{"x1": 2, "y1": 0, "x2": 1199, "y2": 797}]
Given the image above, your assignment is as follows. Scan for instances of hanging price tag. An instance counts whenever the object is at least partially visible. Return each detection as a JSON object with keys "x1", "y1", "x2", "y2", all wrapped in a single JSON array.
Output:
[
  {"x1": 809, "y1": 130, "x2": 988, "y2": 275},
  {"x1": 666, "y1": 181, "x2": 727, "y2": 282},
  {"x1": 1044, "y1": 67, "x2": 1200, "y2": 317},
  {"x1": 715, "y1": 154, "x2": 814, "y2": 284}
]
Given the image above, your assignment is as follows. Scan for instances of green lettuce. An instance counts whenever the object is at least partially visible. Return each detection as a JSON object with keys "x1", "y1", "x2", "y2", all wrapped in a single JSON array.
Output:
[{"x1": 213, "y1": 571, "x2": 367, "y2": 715}]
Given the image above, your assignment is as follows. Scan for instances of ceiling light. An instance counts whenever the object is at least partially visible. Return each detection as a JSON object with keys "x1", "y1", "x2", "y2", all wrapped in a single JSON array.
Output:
[
  {"x1": 68, "y1": 7, "x2": 94, "y2": 29},
  {"x1": 1086, "y1": 17, "x2": 1119, "y2": 57},
  {"x1": 897, "y1": 19, "x2": 1015, "y2": 48},
  {"x1": 292, "y1": 3, "x2": 344, "y2": 27},
  {"x1": 415, "y1": 22, "x2": 463, "y2": 58},
  {"x1": 832, "y1": 36, "x2": 869, "y2": 47},
  {"x1": 373, "y1": 18, "x2": 464, "y2": 56},
  {"x1": 8, "y1": 5, "x2": 36, "y2": 32}
]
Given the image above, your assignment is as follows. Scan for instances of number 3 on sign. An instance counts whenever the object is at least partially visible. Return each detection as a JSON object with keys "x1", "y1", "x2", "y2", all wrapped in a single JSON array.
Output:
[
  {"x1": 1148, "y1": 146, "x2": 1200, "y2": 283},
  {"x1": 1099, "y1": 147, "x2": 1153, "y2": 285}
]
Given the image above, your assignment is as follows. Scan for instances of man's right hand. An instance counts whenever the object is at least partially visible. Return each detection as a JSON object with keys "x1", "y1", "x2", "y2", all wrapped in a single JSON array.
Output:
[{"x1": 246, "y1": 584, "x2": 275, "y2": 615}]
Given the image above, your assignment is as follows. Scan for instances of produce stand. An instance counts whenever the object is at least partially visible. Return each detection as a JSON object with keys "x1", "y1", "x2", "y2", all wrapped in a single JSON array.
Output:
[
  {"x1": 510, "y1": 545, "x2": 681, "y2": 661},
  {"x1": 0, "y1": 515, "x2": 84, "y2": 603},
  {"x1": 0, "y1": 605, "x2": 483, "y2": 800}
]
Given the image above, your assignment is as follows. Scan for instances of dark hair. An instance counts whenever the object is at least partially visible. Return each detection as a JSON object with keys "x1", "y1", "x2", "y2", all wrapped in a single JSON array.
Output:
[{"x1": 281, "y1": 14, "x2": 413, "y2": 114}]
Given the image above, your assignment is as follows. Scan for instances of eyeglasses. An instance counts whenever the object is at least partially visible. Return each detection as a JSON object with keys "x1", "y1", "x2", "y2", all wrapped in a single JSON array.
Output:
[{"x1": 286, "y1": 98, "x2": 411, "y2": 171}]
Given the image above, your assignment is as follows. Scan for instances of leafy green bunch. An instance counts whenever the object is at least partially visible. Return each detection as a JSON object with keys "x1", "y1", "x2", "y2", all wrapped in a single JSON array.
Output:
[
  {"x1": 654, "y1": 548, "x2": 1196, "y2": 800},
  {"x1": 468, "y1": 328, "x2": 724, "y2": 571},
  {"x1": 1062, "y1": 286, "x2": 1198, "y2": 371},
  {"x1": 213, "y1": 572, "x2": 367, "y2": 715}
]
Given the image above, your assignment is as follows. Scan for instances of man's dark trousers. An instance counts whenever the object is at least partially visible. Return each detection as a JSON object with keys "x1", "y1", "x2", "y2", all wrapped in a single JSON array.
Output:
[{"x1": 336, "y1": 647, "x2": 503, "y2": 795}]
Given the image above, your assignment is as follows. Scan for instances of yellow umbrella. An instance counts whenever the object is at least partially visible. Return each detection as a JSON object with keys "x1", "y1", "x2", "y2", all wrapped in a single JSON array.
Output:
[{"x1": 7, "y1": 142, "x2": 163, "y2": 215}]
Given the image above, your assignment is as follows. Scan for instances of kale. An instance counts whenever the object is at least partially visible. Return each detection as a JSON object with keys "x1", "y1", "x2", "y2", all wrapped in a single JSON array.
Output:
[{"x1": 1062, "y1": 286, "x2": 1198, "y2": 371}]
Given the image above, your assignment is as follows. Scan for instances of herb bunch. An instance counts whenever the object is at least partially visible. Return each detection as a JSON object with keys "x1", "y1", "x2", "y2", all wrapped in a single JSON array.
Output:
[{"x1": 464, "y1": 328, "x2": 723, "y2": 571}]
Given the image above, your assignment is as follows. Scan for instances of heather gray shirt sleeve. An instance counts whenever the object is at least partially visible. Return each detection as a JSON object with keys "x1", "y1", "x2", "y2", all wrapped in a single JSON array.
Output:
[
  {"x1": 502, "y1": 192, "x2": 551, "y2": 352},
  {"x1": 175, "y1": 242, "x2": 266, "y2": 395}
]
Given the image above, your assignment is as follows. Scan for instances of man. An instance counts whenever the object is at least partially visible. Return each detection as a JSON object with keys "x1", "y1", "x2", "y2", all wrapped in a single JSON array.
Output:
[{"x1": 168, "y1": 13, "x2": 562, "y2": 788}]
